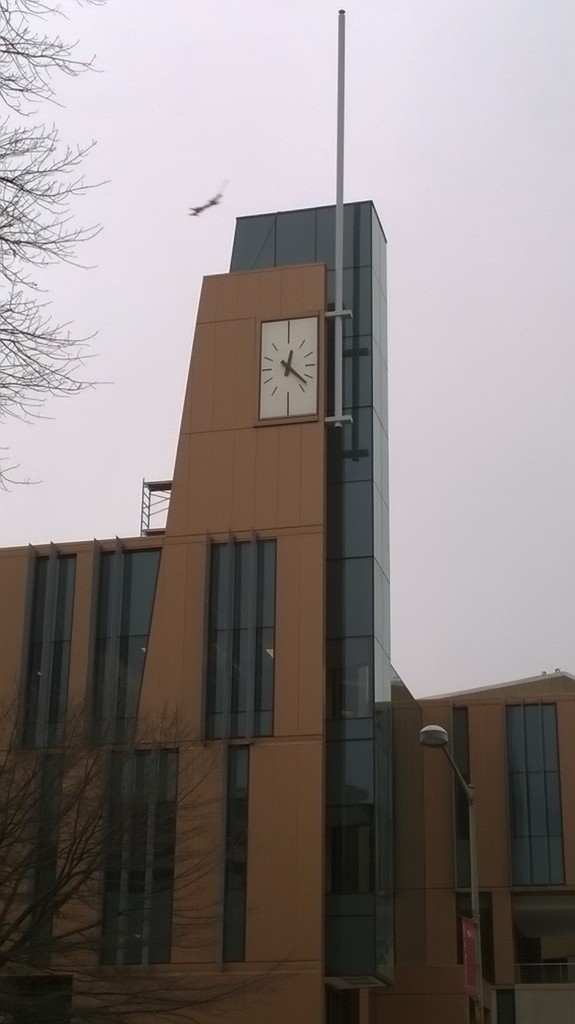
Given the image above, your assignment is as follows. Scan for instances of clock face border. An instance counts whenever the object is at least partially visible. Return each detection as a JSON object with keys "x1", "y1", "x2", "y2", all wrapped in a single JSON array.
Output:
[{"x1": 258, "y1": 315, "x2": 319, "y2": 422}]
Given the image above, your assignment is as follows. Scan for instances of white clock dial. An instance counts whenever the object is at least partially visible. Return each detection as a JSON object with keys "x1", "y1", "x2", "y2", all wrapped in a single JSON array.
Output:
[{"x1": 259, "y1": 317, "x2": 318, "y2": 420}]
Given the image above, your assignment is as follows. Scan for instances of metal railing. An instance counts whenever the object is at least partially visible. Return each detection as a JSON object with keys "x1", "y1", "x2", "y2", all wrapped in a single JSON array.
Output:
[
  {"x1": 516, "y1": 961, "x2": 575, "y2": 984},
  {"x1": 141, "y1": 479, "x2": 172, "y2": 536}
]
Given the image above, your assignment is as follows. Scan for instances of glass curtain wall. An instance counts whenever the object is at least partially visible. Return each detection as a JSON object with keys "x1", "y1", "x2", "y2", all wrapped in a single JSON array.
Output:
[
  {"x1": 22, "y1": 553, "x2": 76, "y2": 748},
  {"x1": 231, "y1": 203, "x2": 393, "y2": 980},
  {"x1": 92, "y1": 548, "x2": 160, "y2": 743},
  {"x1": 506, "y1": 703, "x2": 564, "y2": 885}
]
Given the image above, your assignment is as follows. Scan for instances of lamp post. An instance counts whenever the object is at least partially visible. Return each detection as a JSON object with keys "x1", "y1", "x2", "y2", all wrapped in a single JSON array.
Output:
[{"x1": 419, "y1": 724, "x2": 484, "y2": 1024}]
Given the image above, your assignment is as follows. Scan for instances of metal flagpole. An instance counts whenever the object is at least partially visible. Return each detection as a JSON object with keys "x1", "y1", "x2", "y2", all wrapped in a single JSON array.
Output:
[{"x1": 325, "y1": 8, "x2": 353, "y2": 427}]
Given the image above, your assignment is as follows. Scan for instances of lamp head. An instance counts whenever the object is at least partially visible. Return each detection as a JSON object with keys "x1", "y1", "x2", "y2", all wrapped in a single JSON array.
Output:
[{"x1": 419, "y1": 724, "x2": 449, "y2": 748}]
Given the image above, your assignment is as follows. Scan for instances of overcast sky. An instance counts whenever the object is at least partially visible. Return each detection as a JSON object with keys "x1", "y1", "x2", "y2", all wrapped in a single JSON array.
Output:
[{"x1": 3, "y1": 0, "x2": 575, "y2": 698}]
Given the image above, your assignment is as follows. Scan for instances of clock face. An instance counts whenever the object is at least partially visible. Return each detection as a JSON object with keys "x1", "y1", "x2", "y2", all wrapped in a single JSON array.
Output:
[{"x1": 259, "y1": 317, "x2": 318, "y2": 420}]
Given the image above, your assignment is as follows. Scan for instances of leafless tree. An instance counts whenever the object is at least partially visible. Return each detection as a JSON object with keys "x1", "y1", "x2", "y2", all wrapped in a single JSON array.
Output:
[
  {"x1": 0, "y1": 0, "x2": 103, "y2": 484},
  {"x1": 0, "y1": 703, "x2": 255, "y2": 1024}
]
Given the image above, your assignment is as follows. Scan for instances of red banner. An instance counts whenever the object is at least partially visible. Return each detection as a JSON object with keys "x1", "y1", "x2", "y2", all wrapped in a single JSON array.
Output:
[{"x1": 461, "y1": 916, "x2": 477, "y2": 998}]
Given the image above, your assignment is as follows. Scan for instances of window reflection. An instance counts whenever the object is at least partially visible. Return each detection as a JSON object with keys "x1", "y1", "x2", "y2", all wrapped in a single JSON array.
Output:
[
  {"x1": 506, "y1": 704, "x2": 564, "y2": 885},
  {"x1": 92, "y1": 549, "x2": 160, "y2": 743},
  {"x1": 206, "y1": 539, "x2": 276, "y2": 738},
  {"x1": 22, "y1": 555, "x2": 76, "y2": 748}
]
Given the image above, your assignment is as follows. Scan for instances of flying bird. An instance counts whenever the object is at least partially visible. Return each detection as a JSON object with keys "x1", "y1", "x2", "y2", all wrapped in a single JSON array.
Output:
[{"x1": 189, "y1": 183, "x2": 227, "y2": 217}]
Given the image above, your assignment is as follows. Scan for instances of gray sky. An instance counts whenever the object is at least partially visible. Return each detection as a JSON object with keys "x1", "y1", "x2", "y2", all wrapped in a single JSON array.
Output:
[{"x1": 3, "y1": 0, "x2": 575, "y2": 698}]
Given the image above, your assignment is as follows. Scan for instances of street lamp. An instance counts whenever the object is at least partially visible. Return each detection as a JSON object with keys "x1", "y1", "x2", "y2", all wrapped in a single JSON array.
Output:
[{"x1": 419, "y1": 724, "x2": 484, "y2": 1024}]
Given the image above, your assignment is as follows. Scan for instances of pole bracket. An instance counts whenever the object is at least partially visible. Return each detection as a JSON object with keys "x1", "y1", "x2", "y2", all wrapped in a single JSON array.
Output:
[{"x1": 325, "y1": 309, "x2": 353, "y2": 320}]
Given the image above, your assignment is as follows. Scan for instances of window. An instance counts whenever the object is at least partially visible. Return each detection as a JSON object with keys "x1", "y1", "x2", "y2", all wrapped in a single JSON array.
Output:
[
  {"x1": 29, "y1": 754, "x2": 62, "y2": 965},
  {"x1": 327, "y1": 805, "x2": 374, "y2": 893},
  {"x1": 92, "y1": 549, "x2": 160, "y2": 743},
  {"x1": 326, "y1": 989, "x2": 359, "y2": 1024},
  {"x1": 452, "y1": 706, "x2": 471, "y2": 887},
  {"x1": 496, "y1": 990, "x2": 516, "y2": 1024},
  {"x1": 223, "y1": 746, "x2": 249, "y2": 962},
  {"x1": 206, "y1": 539, "x2": 276, "y2": 738},
  {"x1": 22, "y1": 555, "x2": 76, "y2": 748},
  {"x1": 327, "y1": 637, "x2": 372, "y2": 720},
  {"x1": 506, "y1": 704, "x2": 564, "y2": 885},
  {"x1": 101, "y1": 748, "x2": 177, "y2": 965}
]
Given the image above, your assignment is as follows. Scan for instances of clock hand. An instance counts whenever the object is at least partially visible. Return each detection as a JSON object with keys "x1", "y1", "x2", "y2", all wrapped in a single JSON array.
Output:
[
  {"x1": 280, "y1": 356, "x2": 308, "y2": 386},
  {"x1": 281, "y1": 350, "x2": 294, "y2": 376},
  {"x1": 287, "y1": 365, "x2": 307, "y2": 386}
]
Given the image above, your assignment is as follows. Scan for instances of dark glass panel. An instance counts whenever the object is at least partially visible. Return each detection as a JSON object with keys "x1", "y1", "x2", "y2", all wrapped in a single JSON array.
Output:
[
  {"x1": 511, "y1": 836, "x2": 530, "y2": 885},
  {"x1": 327, "y1": 267, "x2": 373, "y2": 337},
  {"x1": 209, "y1": 542, "x2": 229, "y2": 629},
  {"x1": 316, "y1": 202, "x2": 372, "y2": 270},
  {"x1": 101, "y1": 749, "x2": 177, "y2": 966},
  {"x1": 233, "y1": 542, "x2": 251, "y2": 629},
  {"x1": 23, "y1": 556, "x2": 76, "y2": 748},
  {"x1": 326, "y1": 988, "x2": 360, "y2": 1024},
  {"x1": 256, "y1": 540, "x2": 276, "y2": 629},
  {"x1": 206, "y1": 631, "x2": 226, "y2": 716},
  {"x1": 343, "y1": 334, "x2": 372, "y2": 409},
  {"x1": 230, "y1": 214, "x2": 276, "y2": 271},
  {"x1": 231, "y1": 627, "x2": 249, "y2": 718},
  {"x1": 327, "y1": 406, "x2": 373, "y2": 483},
  {"x1": 30, "y1": 557, "x2": 49, "y2": 641},
  {"x1": 121, "y1": 550, "x2": 160, "y2": 636},
  {"x1": 254, "y1": 710, "x2": 272, "y2": 735},
  {"x1": 506, "y1": 706, "x2": 526, "y2": 771},
  {"x1": 96, "y1": 552, "x2": 114, "y2": 637},
  {"x1": 496, "y1": 991, "x2": 516, "y2": 1024},
  {"x1": 29, "y1": 753, "x2": 62, "y2": 963},
  {"x1": 327, "y1": 637, "x2": 373, "y2": 720},
  {"x1": 453, "y1": 707, "x2": 470, "y2": 886},
  {"x1": 22, "y1": 642, "x2": 42, "y2": 747},
  {"x1": 327, "y1": 558, "x2": 374, "y2": 638},
  {"x1": 524, "y1": 705, "x2": 544, "y2": 771},
  {"x1": 275, "y1": 209, "x2": 316, "y2": 266},
  {"x1": 327, "y1": 481, "x2": 373, "y2": 560},
  {"x1": 529, "y1": 836, "x2": 550, "y2": 884},
  {"x1": 507, "y1": 704, "x2": 564, "y2": 885},
  {"x1": 527, "y1": 772, "x2": 547, "y2": 835},
  {"x1": 255, "y1": 626, "x2": 274, "y2": 734},
  {"x1": 53, "y1": 556, "x2": 75, "y2": 638},
  {"x1": 545, "y1": 771, "x2": 562, "y2": 834},
  {"x1": 327, "y1": 805, "x2": 374, "y2": 893},
  {"x1": 327, "y1": 739, "x2": 374, "y2": 805},
  {"x1": 325, "y1": 911, "x2": 375, "y2": 977},
  {"x1": 508, "y1": 773, "x2": 529, "y2": 836},
  {"x1": 548, "y1": 836, "x2": 565, "y2": 884},
  {"x1": 542, "y1": 703, "x2": 560, "y2": 770},
  {"x1": 223, "y1": 747, "x2": 249, "y2": 962},
  {"x1": 206, "y1": 540, "x2": 275, "y2": 739}
]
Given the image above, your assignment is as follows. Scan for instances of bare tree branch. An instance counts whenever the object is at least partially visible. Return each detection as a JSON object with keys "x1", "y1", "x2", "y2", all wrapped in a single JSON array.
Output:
[{"x1": 0, "y1": 0, "x2": 104, "y2": 483}]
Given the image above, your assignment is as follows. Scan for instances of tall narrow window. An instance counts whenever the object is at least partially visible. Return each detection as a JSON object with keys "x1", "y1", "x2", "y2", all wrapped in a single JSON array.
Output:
[
  {"x1": 506, "y1": 703, "x2": 564, "y2": 885},
  {"x1": 23, "y1": 555, "x2": 76, "y2": 748},
  {"x1": 92, "y1": 549, "x2": 160, "y2": 743},
  {"x1": 206, "y1": 539, "x2": 276, "y2": 739},
  {"x1": 101, "y1": 748, "x2": 177, "y2": 965},
  {"x1": 223, "y1": 746, "x2": 249, "y2": 962},
  {"x1": 27, "y1": 753, "x2": 63, "y2": 965},
  {"x1": 452, "y1": 706, "x2": 471, "y2": 887}
]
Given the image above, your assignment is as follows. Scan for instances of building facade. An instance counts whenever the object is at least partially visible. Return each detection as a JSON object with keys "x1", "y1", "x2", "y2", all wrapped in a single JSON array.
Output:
[
  {"x1": 0, "y1": 203, "x2": 405, "y2": 1024},
  {"x1": 2, "y1": 202, "x2": 574, "y2": 1024},
  {"x1": 418, "y1": 671, "x2": 575, "y2": 1024}
]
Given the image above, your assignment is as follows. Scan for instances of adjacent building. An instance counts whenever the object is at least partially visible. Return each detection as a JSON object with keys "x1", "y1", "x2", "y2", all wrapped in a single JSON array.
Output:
[{"x1": 417, "y1": 671, "x2": 575, "y2": 1024}]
